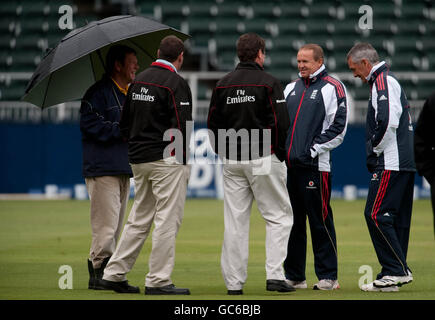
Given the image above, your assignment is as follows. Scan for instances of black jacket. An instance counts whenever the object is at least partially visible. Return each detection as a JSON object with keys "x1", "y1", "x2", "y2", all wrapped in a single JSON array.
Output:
[
  {"x1": 207, "y1": 62, "x2": 290, "y2": 162},
  {"x1": 284, "y1": 66, "x2": 348, "y2": 172},
  {"x1": 120, "y1": 62, "x2": 192, "y2": 164},
  {"x1": 80, "y1": 75, "x2": 132, "y2": 178},
  {"x1": 414, "y1": 91, "x2": 435, "y2": 182}
]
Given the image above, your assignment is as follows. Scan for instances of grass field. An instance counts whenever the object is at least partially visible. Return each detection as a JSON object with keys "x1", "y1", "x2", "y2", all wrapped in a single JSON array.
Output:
[{"x1": 0, "y1": 198, "x2": 434, "y2": 301}]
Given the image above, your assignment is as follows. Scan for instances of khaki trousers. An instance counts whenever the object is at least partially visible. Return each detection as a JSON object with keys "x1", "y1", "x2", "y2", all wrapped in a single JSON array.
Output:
[
  {"x1": 221, "y1": 154, "x2": 293, "y2": 290},
  {"x1": 103, "y1": 158, "x2": 190, "y2": 287},
  {"x1": 85, "y1": 175, "x2": 130, "y2": 269}
]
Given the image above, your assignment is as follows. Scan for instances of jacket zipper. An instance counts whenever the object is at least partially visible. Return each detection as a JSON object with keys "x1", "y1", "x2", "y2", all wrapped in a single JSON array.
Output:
[{"x1": 287, "y1": 85, "x2": 307, "y2": 166}]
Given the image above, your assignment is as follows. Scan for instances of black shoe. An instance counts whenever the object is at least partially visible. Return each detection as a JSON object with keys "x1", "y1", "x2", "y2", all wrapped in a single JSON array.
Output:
[
  {"x1": 87, "y1": 259, "x2": 95, "y2": 289},
  {"x1": 92, "y1": 257, "x2": 111, "y2": 290},
  {"x1": 97, "y1": 279, "x2": 140, "y2": 293},
  {"x1": 227, "y1": 289, "x2": 243, "y2": 295},
  {"x1": 266, "y1": 279, "x2": 295, "y2": 292},
  {"x1": 94, "y1": 257, "x2": 110, "y2": 279},
  {"x1": 145, "y1": 284, "x2": 190, "y2": 295}
]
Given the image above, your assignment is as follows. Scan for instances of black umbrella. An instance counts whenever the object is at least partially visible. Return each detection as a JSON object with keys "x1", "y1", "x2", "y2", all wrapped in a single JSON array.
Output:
[{"x1": 22, "y1": 15, "x2": 190, "y2": 109}]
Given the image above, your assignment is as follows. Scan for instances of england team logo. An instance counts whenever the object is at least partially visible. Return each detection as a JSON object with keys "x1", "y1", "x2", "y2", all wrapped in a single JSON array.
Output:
[{"x1": 306, "y1": 180, "x2": 317, "y2": 189}]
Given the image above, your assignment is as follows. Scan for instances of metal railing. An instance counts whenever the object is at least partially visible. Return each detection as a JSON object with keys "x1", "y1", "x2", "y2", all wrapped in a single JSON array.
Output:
[{"x1": 0, "y1": 71, "x2": 430, "y2": 123}]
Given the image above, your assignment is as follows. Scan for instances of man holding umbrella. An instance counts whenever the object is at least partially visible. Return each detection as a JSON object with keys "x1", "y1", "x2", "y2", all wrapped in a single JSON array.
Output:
[
  {"x1": 80, "y1": 44, "x2": 138, "y2": 290},
  {"x1": 21, "y1": 15, "x2": 190, "y2": 292}
]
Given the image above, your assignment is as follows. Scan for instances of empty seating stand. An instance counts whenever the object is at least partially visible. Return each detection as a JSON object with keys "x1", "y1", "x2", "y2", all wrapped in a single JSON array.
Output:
[{"x1": 1, "y1": 0, "x2": 434, "y2": 103}]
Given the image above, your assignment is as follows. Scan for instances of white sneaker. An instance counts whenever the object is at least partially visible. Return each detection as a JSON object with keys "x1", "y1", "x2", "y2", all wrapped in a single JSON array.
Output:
[
  {"x1": 373, "y1": 272, "x2": 413, "y2": 288},
  {"x1": 313, "y1": 279, "x2": 340, "y2": 290},
  {"x1": 361, "y1": 282, "x2": 399, "y2": 292},
  {"x1": 285, "y1": 279, "x2": 307, "y2": 289}
]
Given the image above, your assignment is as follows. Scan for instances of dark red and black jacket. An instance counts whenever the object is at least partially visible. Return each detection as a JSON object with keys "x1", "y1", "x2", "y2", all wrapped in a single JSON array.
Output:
[
  {"x1": 207, "y1": 62, "x2": 290, "y2": 162},
  {"x1": 120, "y1": 61, "x2": 192, "y2": 164}
]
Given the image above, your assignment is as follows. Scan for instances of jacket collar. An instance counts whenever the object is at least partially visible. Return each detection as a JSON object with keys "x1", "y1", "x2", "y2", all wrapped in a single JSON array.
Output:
[
  {"x1": 236, "y1": 61, "x2": 264, "y2": 71},
  {"x1": 111, "y1": 77, "x2": 128, "y2": 95},
  {"x1": 151, "y1": 59, "x2": 177, "y2": 73},
  {"x1": 367, "y1": 61, "x2": 387, "y2": 84},
  {"x1": 299, "y1": 64, "x2": 327, "y2": 85}
]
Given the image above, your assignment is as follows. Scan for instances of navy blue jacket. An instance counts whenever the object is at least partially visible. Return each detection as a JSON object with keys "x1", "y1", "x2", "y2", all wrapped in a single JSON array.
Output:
[
  {"x1": 80, "y1": 75, "x2": 132, "y2": 177},
  {"x1": 284, "y1": 65, "x2": 348, "y2": 172},
  {"x1": 366, "y1": 62, "x2": 416, "y2": 173}
]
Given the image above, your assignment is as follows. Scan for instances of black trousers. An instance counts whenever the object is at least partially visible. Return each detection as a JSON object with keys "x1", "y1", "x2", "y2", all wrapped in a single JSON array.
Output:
[
  {"x1": 430, "y1": 176, "x2": 435, "y2": 239},
  {"x1": 284, "y1": 168, "x2": 338, "y2": 281},
  {"x1": 364, "y1": 170, "x2": 414, "y2": 278}
]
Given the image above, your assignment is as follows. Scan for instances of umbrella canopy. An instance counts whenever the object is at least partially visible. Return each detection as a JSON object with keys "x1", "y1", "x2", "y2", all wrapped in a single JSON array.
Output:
[{"x1": 22, "y1": 15, "x2": 190, "y2": 109}]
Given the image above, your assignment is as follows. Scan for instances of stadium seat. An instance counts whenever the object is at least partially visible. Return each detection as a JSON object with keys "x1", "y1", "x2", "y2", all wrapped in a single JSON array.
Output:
[
  {"x1": 407, "y1": 79, "x2": 435, "y2": 101},
  {"x1": 1, "y1": 2, "x2": 21, "y2": 17},
  {"x1": 389, "y1": 53, "x2": 421, "y2": 71},
  {"x1": 20, "y1": 1, "x2": 51, "y2": 17},
  {"x1": 268, "y1": 52, "x2": 293, "y2": 69},
  {"x1": 189, "y1": 3, "x2": 214, "y2": 18},
  {"x1": 160, "y1": 1, "x2": 190, "y2": 19},
  {"x1": 214, "y1": 3, "x2": 245, "y2": 18},
  {"x1": 340, "y1": 3, "x2": 366, "y2": 20},
  {"x1": 214, "y1": 18, "x2": 243, "y2": 35},
  {"x1": 401, "y1": 2, "x2": 426, "y2": 19},
  {"x1": 396, "y1": 21, "x2": 426, "y2": 36},
  {"x1": 271, "y1": 37, "x2": 295, "y2": 51},
  {"x1": 251, "y1": 2, "x2": 281, "y2": 19},
  {"x1": 279, "y1": 3, "x2": 305, "y2": 19},
  {"x1": 243, "y1": 19, "x2": 269, "y2": 37},
  {"x1": 216, "y1": 51, "x2": 237, "y2": 71},
  {"x1": 393, "y1": 36, "x2": 419, "y2": 55},
  {"x1": 371, "y1": 3, "x2": 400, "y2": 19},
  {"x1": 276, "y1": 19, "x2": 307, "y2": 36},
  {"x1": 0, "y1": 52, "x2": 13, "y2": 71},
  {"x1": 135, "y1": 1, "x2": 155, "y2": 16},
  {"x1": 306, "y1": 3, "x2": 336, "y2": 19},
  {"x1": 0, "y1": 79, "x2": 28, "y2": 101}
]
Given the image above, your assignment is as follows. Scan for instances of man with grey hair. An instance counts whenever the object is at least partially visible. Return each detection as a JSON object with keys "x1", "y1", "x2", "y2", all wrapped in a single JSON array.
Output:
[{"x1": 347, "y1": 43, "x2": 416, "y2": 292}]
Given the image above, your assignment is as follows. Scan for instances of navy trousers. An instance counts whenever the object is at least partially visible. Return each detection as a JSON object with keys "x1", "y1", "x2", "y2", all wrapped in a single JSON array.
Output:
[
  {"x1": 364, "y1": 170, "x2": 414, "y2": 278},
  {"x1": 284, "y1": 168, "x2": 338, "y2": 281}
]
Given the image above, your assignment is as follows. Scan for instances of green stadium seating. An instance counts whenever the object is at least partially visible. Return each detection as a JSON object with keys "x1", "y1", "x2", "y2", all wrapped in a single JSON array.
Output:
[{"x1": 1, "y1": 0, "x2": 433, "y2": 105}]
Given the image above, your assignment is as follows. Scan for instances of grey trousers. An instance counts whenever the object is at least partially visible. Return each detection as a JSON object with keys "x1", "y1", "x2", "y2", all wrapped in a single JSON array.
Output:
[
  {"x1": 85, "y1": 175, "x2": 130, "y2": 269},
  {"x1": 221, "y1": 154, "x2": 293, "y2": 290},
  {"x1": 103, "y1": 158, "x2": 190, "y2": 287}
]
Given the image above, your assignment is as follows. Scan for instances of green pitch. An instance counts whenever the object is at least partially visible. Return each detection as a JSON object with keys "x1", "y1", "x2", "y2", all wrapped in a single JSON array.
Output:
[{"x1": 0, "y1": 199, "x2": 434, "y2": 300}]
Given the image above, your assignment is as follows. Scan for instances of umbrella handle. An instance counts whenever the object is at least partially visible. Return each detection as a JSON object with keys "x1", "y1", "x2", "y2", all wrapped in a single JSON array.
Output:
[
  {"x1": 111, "y1": 84, "x2": 123, "y2": 109},
  {"x1": 97, "y1": 49, "x2": 107, "y2": 74},
  {"x1": 98, "y1": 48, "x2": 121, "y2": 109}
]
